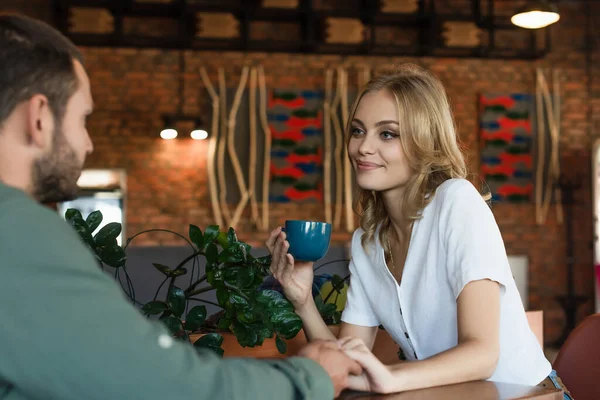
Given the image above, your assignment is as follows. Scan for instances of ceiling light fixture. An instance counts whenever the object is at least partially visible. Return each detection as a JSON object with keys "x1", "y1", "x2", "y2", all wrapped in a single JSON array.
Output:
[
  {"x1": 190, "y1": 129, "x2": 209, "y2": 140},
  {"x1": 160, "y1": 51, "x2": 206, "y2": 139},
  {"x1": 511, "y1": 0, "x2": 560, "y2": 29}
]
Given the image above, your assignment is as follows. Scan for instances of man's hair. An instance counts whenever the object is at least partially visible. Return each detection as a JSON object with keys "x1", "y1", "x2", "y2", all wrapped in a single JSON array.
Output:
[{"x1": 0, "y1": 14, "x2": 83, "y2": 129}]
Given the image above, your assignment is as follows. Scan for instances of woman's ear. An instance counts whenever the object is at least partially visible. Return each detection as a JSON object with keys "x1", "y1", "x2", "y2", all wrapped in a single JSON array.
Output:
[{"x1": 26, "y1": 94, "x2": 54, "y2": 149}]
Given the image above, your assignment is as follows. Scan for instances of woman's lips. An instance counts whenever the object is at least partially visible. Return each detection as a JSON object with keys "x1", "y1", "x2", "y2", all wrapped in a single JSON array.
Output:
[{"x1": 356, "y1": 160, "x2": 382, "y2": 171}]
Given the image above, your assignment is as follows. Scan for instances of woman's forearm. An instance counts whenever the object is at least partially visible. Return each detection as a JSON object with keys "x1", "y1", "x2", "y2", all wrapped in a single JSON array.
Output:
[
  {"x1": 294, "y1": 299, "x2": 337, "y2": 342},
  {"x1": 388, "y1": 340, "x2": 499, "y2": 393}
]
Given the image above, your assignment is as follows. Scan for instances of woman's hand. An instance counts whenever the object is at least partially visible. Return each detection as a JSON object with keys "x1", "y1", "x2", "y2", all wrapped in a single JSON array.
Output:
[
  {"x1": 265, "y1": 227, "x2": 314, "y2": 307},
  {"x1": 338, "y1": 337, "x2": 396, "y2": 394}
]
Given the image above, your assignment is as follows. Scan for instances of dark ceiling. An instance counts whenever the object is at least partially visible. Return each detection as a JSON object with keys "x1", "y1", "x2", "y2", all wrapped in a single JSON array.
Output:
[{"x1": 51, "y1": 0, "x2": 555, "y2": 59}]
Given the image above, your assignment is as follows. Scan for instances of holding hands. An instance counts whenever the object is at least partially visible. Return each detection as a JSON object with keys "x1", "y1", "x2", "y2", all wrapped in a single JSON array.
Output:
[{"x1": 338, "y1": 337, "x2": 395, "y2": 394}]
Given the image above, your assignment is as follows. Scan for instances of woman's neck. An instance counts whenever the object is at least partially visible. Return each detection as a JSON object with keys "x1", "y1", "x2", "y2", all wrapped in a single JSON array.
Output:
[{"x1": 381, "y1": 186, "x2": 408, "y2": 239}]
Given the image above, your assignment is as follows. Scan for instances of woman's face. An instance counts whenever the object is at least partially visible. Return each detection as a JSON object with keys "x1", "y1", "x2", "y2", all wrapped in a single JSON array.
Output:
[{"x1": 348, "y1": 89, "x2": 413, "y2": 193}]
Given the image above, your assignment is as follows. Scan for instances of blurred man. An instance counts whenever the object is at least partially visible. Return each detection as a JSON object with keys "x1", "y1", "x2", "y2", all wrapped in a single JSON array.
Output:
[{"x1": 0, "y1": 14, "x2": 360, "y2": 400}]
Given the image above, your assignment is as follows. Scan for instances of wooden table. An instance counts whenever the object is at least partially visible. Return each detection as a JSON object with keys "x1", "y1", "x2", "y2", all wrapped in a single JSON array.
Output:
[{"x1": 337, "y1": 380, "x2": 563, "y2": 400}]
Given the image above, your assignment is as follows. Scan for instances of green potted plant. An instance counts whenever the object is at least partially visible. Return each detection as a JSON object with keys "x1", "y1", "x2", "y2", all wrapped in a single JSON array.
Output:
[{"x1": 64, "y1": 208, "x2": 305, "y2": 357}]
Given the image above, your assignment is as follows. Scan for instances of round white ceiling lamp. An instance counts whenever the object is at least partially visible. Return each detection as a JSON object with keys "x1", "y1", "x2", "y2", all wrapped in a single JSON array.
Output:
[{"x1": 511, "y1": 1, "x2": 560, "y2": 29}]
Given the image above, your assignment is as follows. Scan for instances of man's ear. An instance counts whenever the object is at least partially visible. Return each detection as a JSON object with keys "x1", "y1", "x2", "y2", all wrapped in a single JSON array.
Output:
[{"x1": 26, "y1": 94, "x2": 55, "y2": 149}]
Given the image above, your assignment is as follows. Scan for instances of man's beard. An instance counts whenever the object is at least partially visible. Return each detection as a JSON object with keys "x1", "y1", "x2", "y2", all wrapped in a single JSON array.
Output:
[{"x1": 32, "y1": 126, "x2": 82, "y2": 203}]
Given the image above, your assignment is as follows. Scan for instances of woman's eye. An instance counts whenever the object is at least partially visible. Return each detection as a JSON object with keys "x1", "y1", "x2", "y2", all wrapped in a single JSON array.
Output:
[
  {"x1": 381, "y1": 131, "x2": 397, "y2": 140},
  {"x1": 351, "y1": 127, "x2": 364, "y2": 136}
]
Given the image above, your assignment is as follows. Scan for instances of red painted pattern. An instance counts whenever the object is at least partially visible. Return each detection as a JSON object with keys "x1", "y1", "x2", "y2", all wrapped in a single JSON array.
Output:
[
  {"x1": 481, "y1": 164, "x2": 515, "y2": 176},
  {"x1": 269, "y1": 97, "x2": 306, "y2": 109},
  {"x1": 286, "y1": 116, "x2": 321, "y2": 128},
  {"x1": 271, "y1": 129, "x2": 305, "y2": 141},
  {"x1": 499, "y1": 153, "x2": 533, "y2": 168},
  {"x1": 286, "y1": 153, "x2": 321, "y2": 164},
  {"x1": 496, "y1": 183, "x2": 533, "y2": 197},
  {"x1": 498, "y1": 116, "x2": 531, "y2": 131},
  {"x1": 480, "y1": 96, "x2": 515, "y2": 109},
  {"x1": 270, "y1": 165, "x2": 304, "y2": 179},
  {"x1": 284, "y1": 187, "x2": 322, "y2": 201},
  {"x1": 481, "y1": 130, "x2": 515, "y2": 142}
]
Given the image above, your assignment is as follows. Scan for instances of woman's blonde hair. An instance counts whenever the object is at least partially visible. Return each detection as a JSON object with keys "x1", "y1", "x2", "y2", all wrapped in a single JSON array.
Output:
[{"x1": 348, "y1": 64, "x2": 468, "y2": 260}]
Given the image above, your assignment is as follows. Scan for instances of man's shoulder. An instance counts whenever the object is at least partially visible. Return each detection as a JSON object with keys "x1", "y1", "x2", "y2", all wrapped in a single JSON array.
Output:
[
  {"x1": 0, "y1": 183, "x2": 32, "y2": 212},
  {"x1": 0, "y1": 184, "x2": 94, "y2": 267},
  {"x1": 0, "y1": 184, "x2": 67, "y2": 234}
]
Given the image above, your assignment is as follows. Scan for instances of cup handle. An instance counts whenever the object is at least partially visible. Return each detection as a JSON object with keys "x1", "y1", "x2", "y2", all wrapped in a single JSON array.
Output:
[{"x1": 281, "y1": 227, "x2": 285, "y2": 233}]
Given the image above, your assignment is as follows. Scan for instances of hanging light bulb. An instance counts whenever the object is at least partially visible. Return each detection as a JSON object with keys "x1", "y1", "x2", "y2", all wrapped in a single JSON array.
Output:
[
  {"x1": 190, "y1": 129, "x2": 208, "y2": 140},
  {"x1": 160, "y1": 128, "x2": 178, "y2": 140},
  {"x1": 511, "y1": 0, "x2": 560, "y2": 29}
]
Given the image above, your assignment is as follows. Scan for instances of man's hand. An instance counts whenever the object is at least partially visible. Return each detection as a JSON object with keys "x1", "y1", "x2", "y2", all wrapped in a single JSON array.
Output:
[{"x1": 298, "y1": 340, "x2": 363, "y2": 397}]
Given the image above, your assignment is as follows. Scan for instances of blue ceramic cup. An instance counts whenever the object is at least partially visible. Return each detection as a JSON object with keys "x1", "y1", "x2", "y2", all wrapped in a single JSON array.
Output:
[{"x1": 283, "y1": 220, "x2": 332, "y2": 262}]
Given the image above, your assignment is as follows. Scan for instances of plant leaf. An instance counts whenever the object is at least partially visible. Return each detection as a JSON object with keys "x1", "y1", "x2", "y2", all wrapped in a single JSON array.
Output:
[
  {"x1": 97, "y1": 245, "x2": 126, "y2": 268},
  {"x1": 193, "y1": 333, "x2": 224, "y2": 357},
  {"x1": 256, "y1": 290, "x2": 283, "y2": 305},
  {"x1": 189, "y1": 224, "x2": 203, "y2": 249},
  {"x1": 314, "y1": 293, "x2": 324, "y2": 308},
  {"x1": 216, "y1": 287, "x2": 230, "y2": 307},
  {"x1": 218, "y1": 246, "x2": 243, "y2": 263},
  {"x1": 171, "y1": 268, "x2": 187, "y2": 277},
  {"x1": 85, "y1": 210, "x2": 103, "y2": 232},
  {"x1": 227, "y1": 227, "x2": 238, "y2": 246},
  {"x1": 223, "y1": 267, "x2": 241, "y2": 283},
  {"x1": 230, "y1": 293, "x2": 248, "y2": 307},
  {"x1": 94, "y1": 222, "x2": 122, "y2": 246},
  {"x1": 257, "y1": 325, "x2": 274, "y2": 340},
  {"x1": 331, "y1": 311, "x2": 342, "y2": 325},
  {"x1": 161, "y1": 316, "x2": 183, "y2": 335},
  {"x1": 205, "y1": 243, "x2": 219, "y2": 268},
  {"x1": 167, "y1": 286, "x2": 186, "y2": 317},
  {"x1": 216, "y1": 231, "x2": 229, "y2": 249},
  {"x1": 318, "y1": 303, "x2": 337, "y2": 319},
  {"x1": 207, "y1": 269, "x2": 224, "y2": 287},
  {"x1": 256, "y1": 290, "x2": 294, "y2": 310},
  {"x1": 237, "y1": 309, "x2": 256, "y2": 324},
  {"x1": 65, "y1": 208, "x2": 83, "y2": 222},
  {"x1": 217, "y1": 317, "x2": 231, "y2": 330},
  {"x1": 141, "y1": 301, "x2": 170, "y2": 315},
  {"x1": 275, "y1": 335, "x2": 287, "y2": 354},
  {"x1": 232, "y1": 322, "x2": 258, "y2": 347},
  {"x1": 65, "y1": 211, "x2": 96, "y2": 250},
  {"x1": 331, "y1": 274, "x2": 344, "y2": 293},
  {"x1": 193, "y1": 333, "x2": 224, "y2": 347},
  {"x1": 185, "y1": 305, "x2": 207, "y2": 332},
  {"x1": 152, "y1": 263, "x2": 173, "y2": 276},
  {"x1": 201, "y1": 333, "x2": 224, "y2": 347},
  {"x1": 236, "y1": 268, "x2": 255, "y2": 288},
  {"x1": 203, "y1": 225, "x2": 220, "y2": 249},
  {"x1": 271, "y1": 309, "x2": 303, "y2": 339}
]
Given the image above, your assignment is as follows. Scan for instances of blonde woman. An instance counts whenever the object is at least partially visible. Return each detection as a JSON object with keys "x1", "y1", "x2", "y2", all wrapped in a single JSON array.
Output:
[{"x1": 266, "y1": 65, "x2": 573, "y2": 398}]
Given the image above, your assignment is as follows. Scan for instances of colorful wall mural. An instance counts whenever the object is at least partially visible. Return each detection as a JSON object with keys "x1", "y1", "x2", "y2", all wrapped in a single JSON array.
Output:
[
  {"x1": 479, "y1": 94, "x2": 534, "y2": 202},
  {"x1": 268, "y1": 89, "x2": 324, "y2": 203}
]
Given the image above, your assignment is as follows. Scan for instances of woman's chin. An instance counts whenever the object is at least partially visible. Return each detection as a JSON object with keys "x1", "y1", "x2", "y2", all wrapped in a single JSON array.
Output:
[{"x1": 356, "y1": 179, "x2": 383, "y2": 192}]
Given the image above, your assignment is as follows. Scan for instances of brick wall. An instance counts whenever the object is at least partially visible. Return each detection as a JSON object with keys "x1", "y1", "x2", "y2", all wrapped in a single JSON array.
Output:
[{"x1": 3, "y1": 1, "x2": 599, "y2": 344}]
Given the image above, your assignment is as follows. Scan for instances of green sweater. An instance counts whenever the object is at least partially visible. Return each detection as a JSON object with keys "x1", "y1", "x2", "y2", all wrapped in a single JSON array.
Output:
[{"x1": 0, "y1": 183, "x2": 334, "y2": 400}]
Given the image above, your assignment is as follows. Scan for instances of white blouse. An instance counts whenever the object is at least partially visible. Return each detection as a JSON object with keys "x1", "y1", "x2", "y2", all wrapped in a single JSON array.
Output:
[{"x1": 341, "y1": 178, "x2": 551, "y2": 385}]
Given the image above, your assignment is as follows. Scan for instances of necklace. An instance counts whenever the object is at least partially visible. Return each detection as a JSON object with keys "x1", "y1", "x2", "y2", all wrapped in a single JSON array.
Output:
[{"x1": 387, "y1": 234, "x2": 395, "y2": 270}]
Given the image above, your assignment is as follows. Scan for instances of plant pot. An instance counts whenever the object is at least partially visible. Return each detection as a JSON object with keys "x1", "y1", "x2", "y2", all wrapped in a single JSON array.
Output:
[
  {"x1": 190, "y1": 325, "x2": 400, "y2": 363},
  {"x1": 189, "y1": 331, "x2": 309, "y2": 359}
]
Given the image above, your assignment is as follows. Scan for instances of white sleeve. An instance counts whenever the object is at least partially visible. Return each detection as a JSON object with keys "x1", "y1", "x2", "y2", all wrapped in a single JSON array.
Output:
[
  {"x1": 442, "y1": 180, "x2": 512, "y2": 300},
  {"x1": 340, "y1": 231, "x2": 380, "y2": 327}
]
